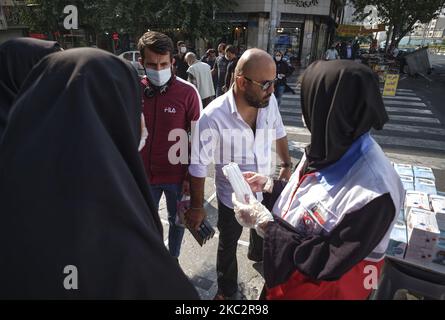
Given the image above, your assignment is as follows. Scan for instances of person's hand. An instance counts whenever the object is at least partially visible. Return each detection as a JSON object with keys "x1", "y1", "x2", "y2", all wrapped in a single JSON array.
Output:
[
  {"x1": 278, "y1": 167, "x2": 292, "y2": 182},
  {"x1": 242, "y1": 172, "x2": 269, "y2": 192},
  {"x1": 232, "y1": 194, "x2": 273, "y2": 238},
  {"x1": 182, "y1": 180, "x2": 190, "y2": 196},
  {"x1": 277, "y1": 73, "x2": 285, "y2": 79},
  {"x1": 184, "y1": 207, "x2": 206, "y2": 231}
]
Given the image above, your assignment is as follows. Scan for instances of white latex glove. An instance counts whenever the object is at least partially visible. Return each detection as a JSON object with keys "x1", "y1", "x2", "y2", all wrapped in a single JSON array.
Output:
[
  {"x1": 138, "y1": 114, "x2": 149, "y2": 151},
  {"x1": 232, "y1": 193, "x2": 274, "y2": 238},
  {"x1": 242, "y1": 172, "x2": 274, "y2": 193},
  {"x1": 277, "y1": 73, "x2": 285, "y2": 79}
]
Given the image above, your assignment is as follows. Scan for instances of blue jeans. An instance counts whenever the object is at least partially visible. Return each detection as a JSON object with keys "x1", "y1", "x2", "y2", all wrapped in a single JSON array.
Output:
[
  {"x1": 150, "y1": 183, "x2": 184, "y2": 258},
  {"x1": 275, "y1": 85, "x2": 286, "y2": 107}
]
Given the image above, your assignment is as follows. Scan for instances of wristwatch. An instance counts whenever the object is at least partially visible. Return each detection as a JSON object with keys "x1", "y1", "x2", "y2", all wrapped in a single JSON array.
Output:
[{"x1": 280, "y1": 161, "x2": 292, "y2": 169}]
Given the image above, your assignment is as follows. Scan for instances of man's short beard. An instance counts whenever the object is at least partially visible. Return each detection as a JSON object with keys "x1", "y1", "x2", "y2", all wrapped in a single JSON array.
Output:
[{"x1": 244, "y1": 90, "x2": 270, "y2": 109}]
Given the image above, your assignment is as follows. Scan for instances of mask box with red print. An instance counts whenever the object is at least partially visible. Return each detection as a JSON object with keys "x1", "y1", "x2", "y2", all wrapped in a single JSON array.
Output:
[
  {"x1": 414, "y1": 177, "x2": 437, "y2": 195},
  {"x1": 413, "y1": 165, "x2": 435, "y2": 180},
  {"x1": 387, "y1": 220, "x2": 408, "y2": 259},
  {"x1": 406, "y1": 208, "x2": 440, "y2": 263},
  {"x1": 430, "y1": 195, "x2": 445, "y2": 231},
  {"x1": 400, "y1": 175, "x2": 414, "y2": 192},
  {"x1": 394, "y1": 163, "x2": 413, "y2": 177},
  {"x1": 432, "y1": 230, "x2": 445, "y2": 266},
  {"x1": 404, "y1": 191, "x2": 430, "y2": 213}
]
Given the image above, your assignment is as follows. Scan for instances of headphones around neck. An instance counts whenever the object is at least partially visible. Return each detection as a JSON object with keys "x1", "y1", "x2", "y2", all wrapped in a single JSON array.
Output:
[{"x1": 143, "y1": 77, "x2": 173, "y2": 99}]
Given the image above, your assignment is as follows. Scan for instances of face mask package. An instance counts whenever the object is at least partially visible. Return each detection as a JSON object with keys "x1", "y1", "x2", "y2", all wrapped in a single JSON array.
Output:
[
  {"x1": 400, "y1": 175, "x2": 414, "y2": 191},
  {"x1": 393, "y1": 163, "x2": 414, "y2": 177},
  {"x1": 222, "y1": 162, "x2": 254, "y2": 204},
  {"x1": 414, "y1": 177, "x2": 437, "y2": 195},
  {"x1": 387, "y1": 220, "x2": 408, "y2": 259},
  {"x1": 432, "y1": 230, "x2": 445, "y2": 266},
  {"x1": 430, "y1": 195, "x2": 445, "y2": 231},
  {"x1": 413, "y1": 165, "x2": 435, "y2": 180},
  {"x1": 405, "y1": 208, "x2": 440, "y2": 264},
  {"x1": 404, "y1": 191, "x2": 430, "y2": 214}
]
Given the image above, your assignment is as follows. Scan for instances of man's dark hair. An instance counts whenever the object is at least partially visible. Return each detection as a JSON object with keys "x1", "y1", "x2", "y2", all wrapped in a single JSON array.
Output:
[
  {"x1": 138, "y1": 31, "x2": 174, "y2": 60},
  {"x1": 225, "y1": 45, "x2": 237, "y2": 55}
]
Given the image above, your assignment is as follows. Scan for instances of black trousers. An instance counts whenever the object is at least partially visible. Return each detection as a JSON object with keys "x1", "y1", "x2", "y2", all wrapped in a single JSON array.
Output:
[{"x1": 216, "y1": 199, "x2": 263, "y2": 296}]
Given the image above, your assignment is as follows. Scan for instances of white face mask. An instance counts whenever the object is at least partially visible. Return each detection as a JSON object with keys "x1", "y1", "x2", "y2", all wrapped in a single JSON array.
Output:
[
  {"x1": 275, "y1": 56, "x2": 282, "y2": 61},
  {"x1": 219, "y1": 52, "x2": 224, "y2": 57},
  {"x1": 180, "y1": 46, "x2": 187, "y2": 54},
  {"x1": 145, "y1": 67, "x2": 171, "y2": 87}
]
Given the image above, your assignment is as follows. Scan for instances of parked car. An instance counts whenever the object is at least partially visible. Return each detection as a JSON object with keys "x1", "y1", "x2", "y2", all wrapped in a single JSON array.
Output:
[{"x1": 118, "y1": 51, "x2": 145, "y2": 76}]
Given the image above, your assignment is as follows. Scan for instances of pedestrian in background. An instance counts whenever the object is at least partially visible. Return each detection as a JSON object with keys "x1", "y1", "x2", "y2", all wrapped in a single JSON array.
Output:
[
  {"x1": 185, "y1": 52, "x2": 215, "y2": 108},
  {"x1": 325, "y1": 44, "x2": 339, "y2": 61},
  {"x1": 273, "y1": 50, "x2": 294, "y2": 107},
  {"x1": 173, "y1": 40, "x2": 189, "y2": 80},
  {"x1": 212, "y1": 43, "x2": 229, "y2": 97},
  {"x1": 138, "y1": 31, "x2": 202, "y2": 261},
  {"x1": 223, "y1": 45, "x2": 239, "y2": 93}
]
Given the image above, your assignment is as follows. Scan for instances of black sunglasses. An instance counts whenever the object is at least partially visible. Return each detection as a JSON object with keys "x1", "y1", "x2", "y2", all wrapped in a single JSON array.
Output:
[{"x1": 243, "y1": 76, "x2": 277, "y2": 91}]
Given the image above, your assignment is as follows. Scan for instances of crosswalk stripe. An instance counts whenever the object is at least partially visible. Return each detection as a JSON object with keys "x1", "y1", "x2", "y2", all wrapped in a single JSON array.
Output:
[
  {"x1": 288, "y1": 140, "x2": 445, "y2": 169},
  {"x1": 394, "y1": 88, "x2": 414, "y2": 92},
  {"x1": 381, "y1": 91, "x2": 417, "y2": 96},
  {"x1": 286, "y1": 123, "x2": 445, "y2": 137},
  {"x1": 385, "y1": 107, "x2": 432, "y2": 115},
  {"x1": 282, "y1": 95, "x2": 422, "y2": 103},
  {"x1": 280, "y1": 107, "x2": 434, "y2": 118},
  {"x1": 288, "y1": 134, "x2": 445, "y2": 153},
  {"x1": 383, "y1": 100, "x2": 427, "y2": 107},
  {"x1": 381, "y1": 123, "x2": 445, "y2": 136},
  {"x1": 285, "y1": 126, "x2": 310, "y2": 136},
  {"x1": 389, "y1": 115, "x2": 440, "y2": 124},
  {"x1": 385, "y1": 152, "x2": 445, "y2": 170},
  {"x1": 373, "y1": 135, "x2": 445, "y2": 152},
  {"x1": 383, "y1": 96, "x2": 422, "y2": 101}
]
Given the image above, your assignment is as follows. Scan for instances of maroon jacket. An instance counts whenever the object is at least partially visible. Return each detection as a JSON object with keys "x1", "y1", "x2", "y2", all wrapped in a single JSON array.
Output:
[{"x1": 140, "y1": 76, "x2": 201, "y2": 185}]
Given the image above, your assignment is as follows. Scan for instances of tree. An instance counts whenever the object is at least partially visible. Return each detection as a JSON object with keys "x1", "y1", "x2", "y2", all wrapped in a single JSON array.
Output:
[
  {"x1": 20, "y1": 0, "x2": 236, "y2": 48},
  {"x1": 351, "y1": 0, "x2": 445, "y2": 48}
]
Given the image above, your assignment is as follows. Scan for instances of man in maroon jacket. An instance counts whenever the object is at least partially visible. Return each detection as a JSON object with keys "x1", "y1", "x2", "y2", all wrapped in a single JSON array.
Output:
[{"x1": 138, "y1": 31, "x2": 202, "y2": 260}]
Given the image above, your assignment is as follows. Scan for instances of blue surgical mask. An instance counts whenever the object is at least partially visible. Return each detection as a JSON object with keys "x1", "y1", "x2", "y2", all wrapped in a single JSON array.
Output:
[{"x1": 145, "y1": 67, "x2": 171, "y2": 87}]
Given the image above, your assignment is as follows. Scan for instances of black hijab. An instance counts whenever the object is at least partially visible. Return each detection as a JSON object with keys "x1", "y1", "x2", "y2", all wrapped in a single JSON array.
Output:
[
  {"x1": 0, "y1": 37, "x2": 61, "y2": 138},
  {"x1": 0, "y1": 48, "x2": 198, "y2": 299},
  {"x1": 300, "y1": 60, "x2": 388, "y2": 172}
]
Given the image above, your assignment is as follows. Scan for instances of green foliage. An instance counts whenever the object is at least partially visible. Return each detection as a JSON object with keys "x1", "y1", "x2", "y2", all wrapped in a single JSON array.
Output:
[
  {"x1": 20, "y1": 0, "x2": 236, "y2": 43},
  {"x1": 351, "y1": 0, "x2": 445, "y2": 46}
]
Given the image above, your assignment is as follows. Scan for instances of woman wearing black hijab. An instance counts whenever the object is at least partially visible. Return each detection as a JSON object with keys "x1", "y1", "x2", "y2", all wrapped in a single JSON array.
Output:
[
  {"x1": 232, "y1": 60, "x2": 405, "y2": 299},
  {"x1": 0, "y1": 48, "x2": 199, "y2": 299},
  {"x1": 0, "y1": 37, "x2": 61, "y2": 139}
]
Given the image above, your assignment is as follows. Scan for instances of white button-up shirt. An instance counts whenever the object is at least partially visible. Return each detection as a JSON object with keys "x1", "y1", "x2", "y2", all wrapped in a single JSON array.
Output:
[{"x1": 189, "y1": 89, "x2": 287, "y2": 209}]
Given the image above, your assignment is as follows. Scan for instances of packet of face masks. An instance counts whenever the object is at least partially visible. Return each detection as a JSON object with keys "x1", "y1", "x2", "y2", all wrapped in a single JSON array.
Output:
[{"x1": 176, "y1": 194, "x2": 190, "y2": 227}]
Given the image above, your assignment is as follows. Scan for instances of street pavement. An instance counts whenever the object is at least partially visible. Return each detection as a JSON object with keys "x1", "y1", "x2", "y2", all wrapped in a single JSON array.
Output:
[{"x1": 157, "y1": 59, "x2": 445, "y2": 300}]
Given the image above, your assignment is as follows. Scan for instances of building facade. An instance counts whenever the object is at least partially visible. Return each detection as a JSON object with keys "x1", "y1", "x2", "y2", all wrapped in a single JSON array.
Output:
[{"x1": 217, "y1": 0, "x2": 343, "y2": 67}]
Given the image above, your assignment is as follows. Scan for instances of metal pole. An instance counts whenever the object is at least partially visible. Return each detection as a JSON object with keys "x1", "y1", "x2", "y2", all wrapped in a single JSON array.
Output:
[{"x1": 268, "y1": 0, "x2": 278, "y2": 54}]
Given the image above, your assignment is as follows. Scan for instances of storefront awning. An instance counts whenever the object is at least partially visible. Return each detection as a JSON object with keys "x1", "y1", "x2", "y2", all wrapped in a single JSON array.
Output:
[{"x1": 336, "y1": 24, "x2": 385, "y2": 37}]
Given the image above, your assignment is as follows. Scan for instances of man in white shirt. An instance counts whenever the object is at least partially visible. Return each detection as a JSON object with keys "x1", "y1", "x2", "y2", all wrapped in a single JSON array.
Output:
[
  {"x1": 185, "y1": 52, "x2": 215, "y2": 107},
  {"x1": 325, "y1": 45, "x2": 339, "y2": 61},
  {"x1": 185, "y1": 48, "x2": 292, "y2": 300}
]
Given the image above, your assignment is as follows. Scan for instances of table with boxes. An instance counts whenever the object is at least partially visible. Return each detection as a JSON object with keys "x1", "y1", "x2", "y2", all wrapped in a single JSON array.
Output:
[{"x1": 386, "y1": 163, "x2": 445, "y2": 276}]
